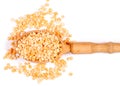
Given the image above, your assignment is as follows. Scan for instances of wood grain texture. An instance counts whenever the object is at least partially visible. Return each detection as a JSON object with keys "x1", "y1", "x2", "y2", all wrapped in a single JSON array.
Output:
[{"x1": 69, "y1": 42, "x2": 120, "y2": 54}]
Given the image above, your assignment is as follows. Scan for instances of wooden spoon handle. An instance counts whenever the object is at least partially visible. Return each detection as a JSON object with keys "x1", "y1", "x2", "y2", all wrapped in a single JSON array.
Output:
[{"x1": 70, "y1": 42, "x2": 120, "y2": 54}]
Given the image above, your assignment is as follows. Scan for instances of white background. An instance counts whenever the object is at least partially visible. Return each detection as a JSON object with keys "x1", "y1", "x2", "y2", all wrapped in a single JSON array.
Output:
[{"x1": 0, "y1": 0, "x2": 120, "y2": 86}]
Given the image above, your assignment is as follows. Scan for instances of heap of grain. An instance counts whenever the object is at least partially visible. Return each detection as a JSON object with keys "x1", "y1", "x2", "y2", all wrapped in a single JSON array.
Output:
[{"x1": 4, "y1": 1, "x2": 71, "y2": 82}]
